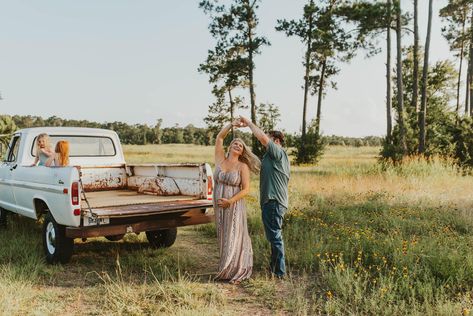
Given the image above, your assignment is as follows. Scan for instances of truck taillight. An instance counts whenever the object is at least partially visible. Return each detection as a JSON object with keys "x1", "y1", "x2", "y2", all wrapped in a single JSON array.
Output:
[
  {"x1": 71, "y1": 182, "x2": 79, "y2": 205},
  {"x1": 207, "y1": 176, "x2": 213, "y2": 198}
]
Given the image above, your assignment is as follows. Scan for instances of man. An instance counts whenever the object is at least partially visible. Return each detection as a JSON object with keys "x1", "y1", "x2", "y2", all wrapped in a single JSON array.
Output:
[{"x1": 237, "y1": 116, "x2": 290, "y2": 278}]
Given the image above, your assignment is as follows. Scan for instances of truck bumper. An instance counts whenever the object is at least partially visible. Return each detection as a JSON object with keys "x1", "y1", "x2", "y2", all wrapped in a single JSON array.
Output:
[{"x1": 65, "y1": 208, "x2": 214, "y2": 239}]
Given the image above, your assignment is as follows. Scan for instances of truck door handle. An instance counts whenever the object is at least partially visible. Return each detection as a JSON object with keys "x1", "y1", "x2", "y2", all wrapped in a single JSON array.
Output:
[{"x1": 10, "y1": 164, "x2": 17, "y2": 171}]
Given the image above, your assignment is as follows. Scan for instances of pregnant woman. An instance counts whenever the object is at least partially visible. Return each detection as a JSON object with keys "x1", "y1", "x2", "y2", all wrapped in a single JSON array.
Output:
[{"x1": 213, "y1": 121, "x2": 260, "y2": 284}]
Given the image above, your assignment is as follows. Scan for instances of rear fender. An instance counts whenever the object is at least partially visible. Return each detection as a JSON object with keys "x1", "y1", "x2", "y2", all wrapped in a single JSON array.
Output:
[{"x1": 33, "y1": 198, "x2": 49, "y2": 220}]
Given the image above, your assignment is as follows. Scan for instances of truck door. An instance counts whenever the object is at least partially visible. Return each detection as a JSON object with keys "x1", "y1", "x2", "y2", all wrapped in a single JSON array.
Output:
[{"x1": 0, "y1": 135, "x2": 21, "y2": 210}]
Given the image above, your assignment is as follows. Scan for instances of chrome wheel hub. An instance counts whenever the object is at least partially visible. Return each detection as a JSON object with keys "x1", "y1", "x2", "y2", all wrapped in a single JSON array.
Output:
[{"x1": 46, "y1": 222, "x2": 56, "y2": 254}]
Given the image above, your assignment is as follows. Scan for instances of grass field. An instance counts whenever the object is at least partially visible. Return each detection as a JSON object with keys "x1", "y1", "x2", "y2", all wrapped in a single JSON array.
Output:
[{"x1": 1, "y1": 145, "x2": 473, "y2": 315}]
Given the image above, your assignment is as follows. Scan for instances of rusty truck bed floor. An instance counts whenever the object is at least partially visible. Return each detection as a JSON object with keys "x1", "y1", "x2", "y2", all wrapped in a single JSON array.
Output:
[
  {"x1": 82, "y1": 189, "x2": 199, "y2": 209},
  {"x1": 87, "y1": 199, "x2": 213, "y2": 218}
]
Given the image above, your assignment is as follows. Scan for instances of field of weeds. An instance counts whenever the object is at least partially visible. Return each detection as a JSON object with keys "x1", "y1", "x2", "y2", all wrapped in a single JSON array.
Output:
[{"x1": 1, "y1": 145, "x2": 473, "y2": 315}]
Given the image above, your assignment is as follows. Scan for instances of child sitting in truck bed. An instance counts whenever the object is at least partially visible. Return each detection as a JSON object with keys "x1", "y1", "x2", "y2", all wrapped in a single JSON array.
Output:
[
  {"x1": 31, "y1": 133, "x2": 55, "y2": 166},
  {"x1": 46, "y1": 140, "x2": 70, "y2": 167}
]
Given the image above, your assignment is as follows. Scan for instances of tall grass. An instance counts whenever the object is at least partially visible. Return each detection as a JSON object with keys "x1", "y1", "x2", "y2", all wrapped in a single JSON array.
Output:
[
  {"x1": 244, "y1": 146, "x2": 473, "y2": 314},
  {"x1": 98, "y1": 262, "x2": 225, "y2": 315}
]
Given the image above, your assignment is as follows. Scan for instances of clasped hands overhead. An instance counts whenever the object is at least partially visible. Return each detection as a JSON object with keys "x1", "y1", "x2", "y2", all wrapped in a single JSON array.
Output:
[{"x1": 231, "y1": 116, "x2": 250, "y2": 128}]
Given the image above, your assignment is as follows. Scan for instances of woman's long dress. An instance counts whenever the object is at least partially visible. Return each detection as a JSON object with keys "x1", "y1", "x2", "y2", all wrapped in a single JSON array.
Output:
[{"x1": 213, "y1": 165, "x2": 253, "y2": 282}]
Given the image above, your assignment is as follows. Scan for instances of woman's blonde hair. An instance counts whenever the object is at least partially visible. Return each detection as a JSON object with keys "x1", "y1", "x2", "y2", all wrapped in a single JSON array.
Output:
[
  {"x1": 55, "y1": 140, "x2": 70, "y2": 166},
  {"x1": 228, "y1": 138, "x2": 260, "y2": 174},
  {"x1": 36, "y1": 133, "x2": 52, "y2": 156}
]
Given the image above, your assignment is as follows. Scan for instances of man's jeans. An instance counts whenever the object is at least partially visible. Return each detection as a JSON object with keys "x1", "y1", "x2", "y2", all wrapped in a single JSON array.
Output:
[{"x1": 262, "y1": 200, "x2": 287, "y2": 277}]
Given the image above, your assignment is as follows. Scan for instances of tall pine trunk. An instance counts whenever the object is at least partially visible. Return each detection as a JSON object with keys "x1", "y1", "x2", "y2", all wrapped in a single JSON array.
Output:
[
  {"x1": 456, "y1": 18, "x2": 466, "y2": 117},
  {"x1": 245, "y1": 1, "x2": 258, "y2": 152},
  {"x1": 419, "y1": 0, "x2": 433, "y2": 154},
  {"x1": 386, "y1": 0, "x2": 393, "y2": 143},
  {"x1": 248, "y1": 41, "x2": 256, "y2": 125},
  {"x1": 396, "y1": 0, "x2": 407, "y2": 153},
  {"x1": 302, "y1": 12, "x2": 313, "y2": 140},
  {"x1": 315, "y1": 59, "x2": 327, "y2": 136},
  {"x1": 466, "y1": 64, "x2": 470, "y2": 115},
  {"x1": 228, "y1": 89, "x2": 235, "y2": 138},
  {"x1": 469, "y1": 10, "x2": 473, "y2": 117},
  {"x1": 412, "y1": 0, "x2": 419, "y2": 113}
]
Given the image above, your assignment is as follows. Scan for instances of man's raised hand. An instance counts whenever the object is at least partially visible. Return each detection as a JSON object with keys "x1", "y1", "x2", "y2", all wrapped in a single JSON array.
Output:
[
  {"x1": 238, "y1": 116, "x2": 250, "y2": 127},
  {"x1": 232, "y1": 118, "x2": 243, "y2": 128}
]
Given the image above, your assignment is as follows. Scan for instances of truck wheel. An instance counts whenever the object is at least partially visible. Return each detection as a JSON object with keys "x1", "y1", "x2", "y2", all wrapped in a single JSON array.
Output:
[
  {"x1": 146, "y1": 228, "x2": 177, "y2": 248},
  {"x1": 0, "y1": 208, "x2": 7, "y2": 228},
  {"x1": 42, "y1": 213, "x2": 74, "y2": 264},
  {"x1": 105, "y1": 234, "x2": 125, "y2": 241}
]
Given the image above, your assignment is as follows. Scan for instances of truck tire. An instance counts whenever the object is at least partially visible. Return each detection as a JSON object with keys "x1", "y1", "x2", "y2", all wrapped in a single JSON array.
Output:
[
  {"x1": 42, "y1": 213, "x2": 74, "y2": 264},
  {"x1": 0, "y1": 208, "x2": 7, "y2": 228},
  {"x1": 146, "y1": 228, "x2": 177, "y2": 248},
  {"x1": 105, "y1": 234, "x2": 125, "y2": 241}
]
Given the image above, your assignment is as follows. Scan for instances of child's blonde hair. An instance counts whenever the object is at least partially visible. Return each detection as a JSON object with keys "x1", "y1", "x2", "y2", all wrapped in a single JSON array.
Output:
[
  {"x1": 36, "y1": 133, "x2": 52, "y2": 156},
  {"x1": 55, "y1": 140, "x2": 70, "y2": 166}
]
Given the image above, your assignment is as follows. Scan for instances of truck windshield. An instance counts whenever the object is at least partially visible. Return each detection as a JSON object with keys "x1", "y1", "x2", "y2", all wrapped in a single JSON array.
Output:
[{"x1": 31, "y1": 135, "x2": 116, "y2": 157}]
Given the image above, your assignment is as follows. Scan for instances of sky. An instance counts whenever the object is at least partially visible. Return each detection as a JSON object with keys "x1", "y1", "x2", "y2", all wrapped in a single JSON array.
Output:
[{"x1": 0, "y1": 0, "x2": 451, "y2": 137}]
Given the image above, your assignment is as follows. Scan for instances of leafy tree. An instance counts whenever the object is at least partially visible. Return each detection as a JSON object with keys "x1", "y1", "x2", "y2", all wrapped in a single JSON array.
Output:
[
  {"x1": 162, "y1": 124, "x2": 185, "y2": 144},
  {"x1": 278, "y1": 0, "x2": 354, "y2": 164},
  {"x1": 238, "y1": 102, "x2": 283, "y2": 158},
  {"x1": 383, "y1": 50, "x2": 458, "y2": 161},
  {"x1": 309, "y1": 0, "x2": 355, "y2": 137},
  {"x1": 276, "y1": 0, "x2": 317, "y2": 140},
  {"x1": 183, "y1": 125, "x2": 194, "y2": 144},
  {"x1": 338, "y1": 0, "x2": 408, "y2": 154},
  {"x1": 198, "y1": 1, "x2": 249, "y2": 138},
  {"x1": 452, "y1": 116, "x2": 473, "y2": 170},
  {"x1": 292, "y1": 119, "x2": 326, "y2": 164},
  {"x1": 199, "y1": 0, "x2": 269, "y2": 153},
  {"x1": 154, "y1": 119, "x2": 163, "y2": 144},
  {"x1": 440, "y1": 0, "x2": 472, "y2": 116},
  {"x1": 203, "y1": 89, "x2": 246, "y2": 143},
  {"x1": 0, "y1": 115, "x2": 17, "y2": 153},
  {"x1": 336, "y1": 0, "x2": 408, "y2": 144},
  {"x1": 257, "y1": 102, "x2": 280, "y2": 132}
]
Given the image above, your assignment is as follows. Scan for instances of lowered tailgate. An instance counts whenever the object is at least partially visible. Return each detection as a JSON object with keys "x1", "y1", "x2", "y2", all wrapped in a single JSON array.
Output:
[
  {"x1": 67, "y1": 194, "x2": 213, "y2": 239},
  {"x1": 81, "y1": 189, "x2": 212, "y2": 218},
  {"x1": 85, "y1": 198, "x2": 213, "y2": 218}
]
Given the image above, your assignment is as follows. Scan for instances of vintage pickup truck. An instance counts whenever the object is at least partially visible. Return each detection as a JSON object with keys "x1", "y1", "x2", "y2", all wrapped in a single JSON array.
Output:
[{"x1": 0, "y1": 127, "x2": 214, "y2": 264}]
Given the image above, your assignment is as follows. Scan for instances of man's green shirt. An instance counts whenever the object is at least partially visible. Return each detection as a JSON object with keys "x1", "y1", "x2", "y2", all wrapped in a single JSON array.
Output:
[{"x1": 260, "y1": 140, "x2": 290, "y2": 208}]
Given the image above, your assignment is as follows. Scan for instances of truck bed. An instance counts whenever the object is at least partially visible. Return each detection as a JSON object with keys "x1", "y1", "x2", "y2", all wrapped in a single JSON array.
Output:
[
  {"x1": 81, "y1": 189, "x2": 213, "y2": 218},
  {"x1": 81, "y1": 190, "x2": 198, "y2": 208}
]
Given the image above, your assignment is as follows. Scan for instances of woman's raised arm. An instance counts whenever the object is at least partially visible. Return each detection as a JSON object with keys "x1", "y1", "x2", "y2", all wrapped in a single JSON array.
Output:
[{"x1": 215, "y1": 123, "x2": 232, "y2": 165}]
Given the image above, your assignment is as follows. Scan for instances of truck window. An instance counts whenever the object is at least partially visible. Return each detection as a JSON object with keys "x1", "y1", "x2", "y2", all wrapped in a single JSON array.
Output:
[
  {"x1": 31, "y1": 135, "x2": 116, "y2": 157},
  {"x1": 7, "y1": 136, "x2": 21, "y2": 162}
]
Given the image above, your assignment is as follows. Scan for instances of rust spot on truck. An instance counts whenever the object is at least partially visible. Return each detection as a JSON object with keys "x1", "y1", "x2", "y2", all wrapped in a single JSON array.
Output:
[
  {"x1": 128, "y1": 176, "x2": 180, "y2": 196},
  {"x1": 81, "y1": 167, "x2": 127, "y2": 192}
]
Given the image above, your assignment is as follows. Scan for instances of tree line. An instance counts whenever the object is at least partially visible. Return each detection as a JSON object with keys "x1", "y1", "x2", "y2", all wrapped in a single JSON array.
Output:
[
  {"x1": 198, "y1": 0, "x2": 473, "y2": 169},
  {"x1": 0, "y1": 114, "x2": 383, "y2": 153},
  {"x1": 1, "y1": 115, "x2": 214, "y2": 146}
]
